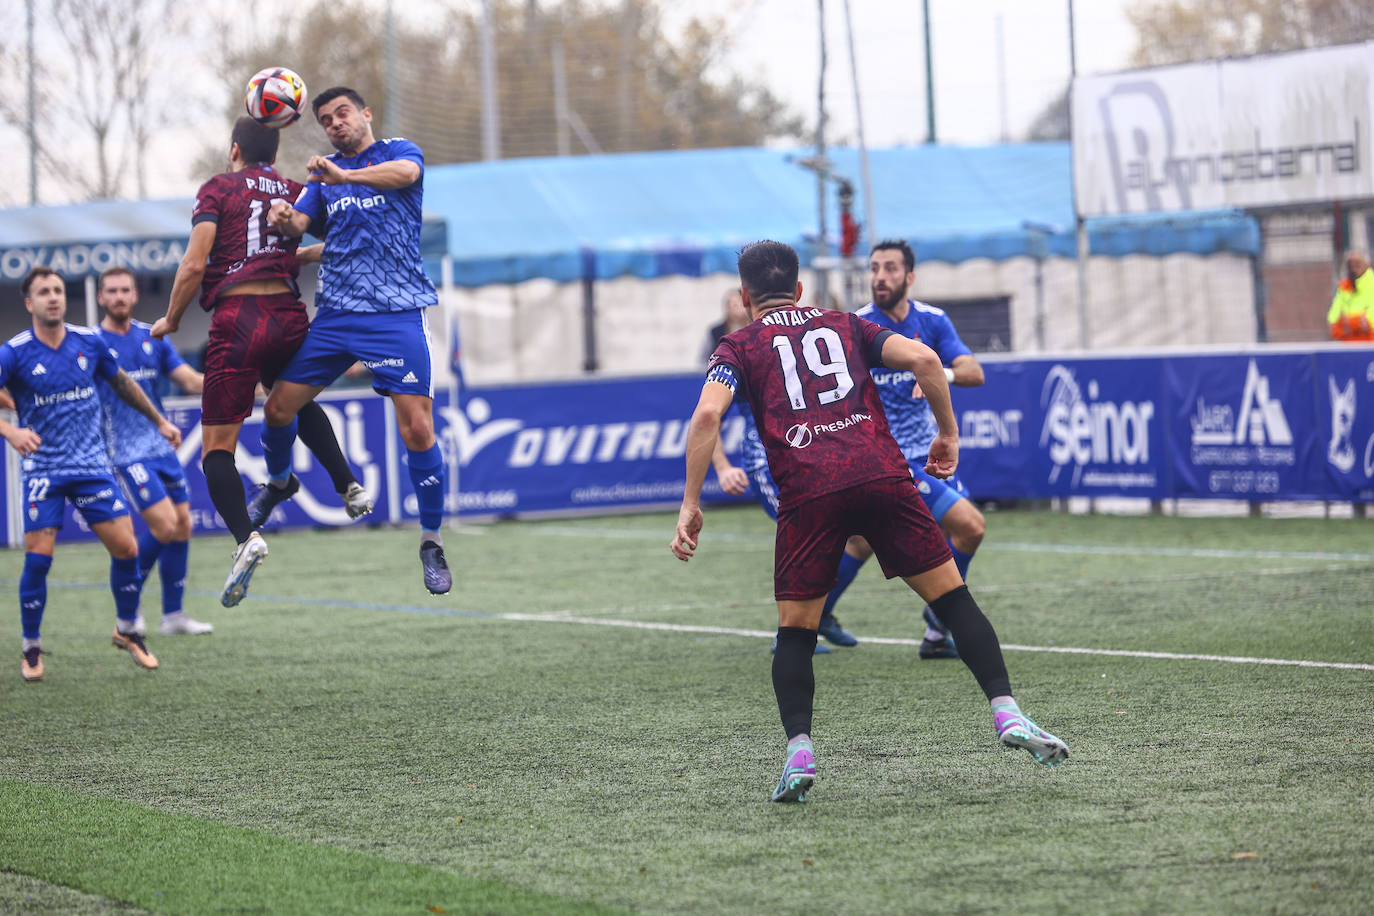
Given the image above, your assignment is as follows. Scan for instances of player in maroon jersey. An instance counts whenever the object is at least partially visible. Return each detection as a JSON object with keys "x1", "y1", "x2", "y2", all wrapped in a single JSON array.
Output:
[
  {"x1": 672, "y1": 241, "x2": 1068, "y2": 802},
  {"x1": 152, "y1": 117, "x2": 371, "y2": 609}
]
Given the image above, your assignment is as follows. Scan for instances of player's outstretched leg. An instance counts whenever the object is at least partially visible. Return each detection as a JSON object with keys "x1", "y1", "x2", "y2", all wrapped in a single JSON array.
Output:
[
  {"x1": 247, "y1": 474, "x2": 299, "y2": 529},
  {"x1": 771, "y1": 736, "x2": 816, "y2": 803},
  {"x1": 992, "y1": 700, "x2": 1069, "y2": 766},
  {"x1": 770, "y1": 626, "x2": 819, "y2": 800},
  {"x1": 221, "y1": 532, "x2": 268, "y2": 608},
  {"x1": 295, "y1": 400, "x2": 373, "y2": 520},
  {"x1": 921, "y1": 582, "x2": 1068, "y2": 766}
]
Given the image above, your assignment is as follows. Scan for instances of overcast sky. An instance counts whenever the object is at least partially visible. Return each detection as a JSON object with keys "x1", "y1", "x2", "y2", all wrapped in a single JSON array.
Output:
[{"x1": 673, "y1": 0, "x2": 1137, "y2": 147}]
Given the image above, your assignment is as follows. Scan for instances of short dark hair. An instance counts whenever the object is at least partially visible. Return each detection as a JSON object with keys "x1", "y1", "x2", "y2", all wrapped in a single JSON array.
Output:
[
  {"x1": 232, "y1": 116, "x2": 280, "y2": 165},
  {"x1": 21, "y1": 266, "x2": 61, "y2": 297},
  {"x1": 98, "y1": 266, "x2": 135, "y2": 292},
  {"x1": 312, "y1": 86, "x2": 367, "y2": 116},
  {"x1": 737, "y1": 241, "x2": 799, "y2": 301},
  {"x1": 871, "y1": 239, "x2": 915, "y2": 272}
]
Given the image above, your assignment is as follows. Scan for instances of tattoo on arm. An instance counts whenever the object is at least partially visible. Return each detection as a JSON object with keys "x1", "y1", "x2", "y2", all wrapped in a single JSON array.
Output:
[{"x1": 109, "y1": 370, "x2": 165, "y2": 426}]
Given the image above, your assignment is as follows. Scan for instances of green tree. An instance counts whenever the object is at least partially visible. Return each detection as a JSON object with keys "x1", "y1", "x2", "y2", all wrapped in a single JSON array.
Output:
[{"x1": 1126, "y1": 0, "x2": 1374, "y2": 67}]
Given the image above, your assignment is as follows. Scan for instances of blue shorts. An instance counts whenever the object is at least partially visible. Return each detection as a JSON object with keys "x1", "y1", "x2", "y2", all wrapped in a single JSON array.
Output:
[
  {"x1": 23, "y1": 472, "x2": 130, "y2": 532},
  {"x1": 909, "y1": 460, "x2": 971, "y2": 524},
  {"x1": 747, "y1": 465, "x2": 780, "y2": 521},
  {"x1": 114, "y1": 453, "x2": 189, "y2": 512},
  {"x1": 279, "y1": 307, "x2": 434, "y2": 397}
]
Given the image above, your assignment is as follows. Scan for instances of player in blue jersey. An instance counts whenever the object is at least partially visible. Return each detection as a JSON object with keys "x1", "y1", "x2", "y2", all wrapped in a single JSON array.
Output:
[
  {"x1": 830, "y1": 239, "x2": 988, "y2": 659},
  {"x1": 264, "y1": 86, "x2": 450, "y2": 595},
  {"x1": 0, "y1": 268, "x2": 182, "y2": 680},
  {"x1": 96, "y1": 267, "x2": 213, "y2": 637}
]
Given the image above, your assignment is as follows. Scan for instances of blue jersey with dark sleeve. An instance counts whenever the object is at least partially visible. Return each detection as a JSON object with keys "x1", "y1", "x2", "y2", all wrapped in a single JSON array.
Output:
[
  {"x1": 855, "y1": 299, "x2": 973, "y2": 462},
  {"x1": 293, "y1": 138, "x2": 438, "y2": 313},
  {"x1": 733, "y1": 397, "x2": 769, "y2": 473},
  {"x1": 0, "y1": 325, "x2": 121, "y2": 477},
  {"x1": 97, "y1": 321, "x2": 184, "y2": 466}
]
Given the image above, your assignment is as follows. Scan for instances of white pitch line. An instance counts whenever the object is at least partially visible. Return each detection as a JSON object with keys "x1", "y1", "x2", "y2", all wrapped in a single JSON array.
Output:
[
  {"x1": 527, "y1": 525, "x2": 1374, "y2": 563},
  {"x1": 500, "y1": 613, "x2": 1374, "y2": 672}
]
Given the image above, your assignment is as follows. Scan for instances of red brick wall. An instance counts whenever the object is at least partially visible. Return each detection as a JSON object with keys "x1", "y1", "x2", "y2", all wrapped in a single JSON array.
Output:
[{"x1": 1263, "y1": 263, "x2": 1332, "y2": 342}]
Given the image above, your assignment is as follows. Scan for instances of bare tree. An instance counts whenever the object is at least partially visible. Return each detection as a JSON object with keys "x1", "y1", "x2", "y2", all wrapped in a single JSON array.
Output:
[
  {"x1": 198, "y1": 0, "x2": 805, "y2": 175},
  {"x1": 1126, "y1": 0, "x2": 1374, "y2": 67}
]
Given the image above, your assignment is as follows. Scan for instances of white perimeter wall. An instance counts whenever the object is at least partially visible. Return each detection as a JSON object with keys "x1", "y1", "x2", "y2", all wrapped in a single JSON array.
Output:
[{"x1": 447, "y1": 251, "x2": 1258, "y2": 384}]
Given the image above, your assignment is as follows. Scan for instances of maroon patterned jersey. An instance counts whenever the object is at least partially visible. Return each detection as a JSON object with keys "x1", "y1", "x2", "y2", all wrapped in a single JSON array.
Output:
[
  {"x1": 191, "y1": 165, "x2": 305, "y2": 310},
  {"x1": 708, "y1": 305, "x2": 910, "y2": 512}
]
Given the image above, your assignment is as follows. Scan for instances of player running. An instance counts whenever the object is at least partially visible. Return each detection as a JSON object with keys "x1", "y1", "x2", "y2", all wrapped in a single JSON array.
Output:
[
  {"x1": 153, "y1": 117, "x2": 372, "y2": 609},
  {"x1": 95, "y1": 267, "x2": 213, "y2": 636},
  {"x1": 1, "y1": 268, "x2": 182, "y2": 680},
  {"x1": 819, "y1": 240, "x2": 988, "y2": 659},
  {"x1": 672, "y1": 241, "x2": 1067, "y2": 802},
  {"x1": 264, "y1": 87, "x2": 451, "y2": 595}
]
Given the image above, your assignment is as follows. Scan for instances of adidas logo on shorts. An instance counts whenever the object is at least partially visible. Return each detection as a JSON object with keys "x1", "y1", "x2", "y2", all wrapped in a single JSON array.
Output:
[{"x1": 401, "y1": 371, "x2": 419, "y2": 384}]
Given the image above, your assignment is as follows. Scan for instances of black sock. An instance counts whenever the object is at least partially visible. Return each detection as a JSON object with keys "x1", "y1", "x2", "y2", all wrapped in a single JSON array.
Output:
[
  {"x1": 297, "y1": 400, "x2": 357, "y2": 493},
  {"x1": 202, "y1": 449, "x2": 253, "y2": 544},
  {"x1": 929, "y1": 585, "x2": 1012, "y2": 700},
  {"x1": 772, "y1": 627, "x2": 818, "y2": 740}
]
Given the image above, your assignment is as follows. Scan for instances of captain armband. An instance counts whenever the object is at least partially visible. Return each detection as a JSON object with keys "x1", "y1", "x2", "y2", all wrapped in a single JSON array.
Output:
[{"x1": 705, "y1": 362, "x2": 739, "y2": 393}]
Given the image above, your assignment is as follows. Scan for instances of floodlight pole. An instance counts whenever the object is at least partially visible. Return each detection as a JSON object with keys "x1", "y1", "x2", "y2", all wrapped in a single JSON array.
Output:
[
  {"x1": 1068, "y1": 0, "x2": 1090, "y2": 349},
  {"x1": 384, "y1": 0, "x2": 397, "y2": 138}
]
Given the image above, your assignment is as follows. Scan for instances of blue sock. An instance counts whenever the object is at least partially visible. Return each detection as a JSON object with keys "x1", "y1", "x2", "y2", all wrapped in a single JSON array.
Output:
[
  {"x1": 406, "y1": 445, "x2": 446, "y2": 532},
  {"x1": 20, "y1": 553, "x2": 52, "y2": 640},
  {"x1": 159, "y1": 540, "x2": 189, "y2": 615},
  {"x1": 950, "y1": 540, "x2": 975, "y2": 581},
  {"x1": 110, "y1": 557, "x2": 142, "y2": 622},
  {"x1": 822, "y1": 551, "x2": 866, "y2": 619},
  {"x1": 261, "y1": 418, "x2": 299, "y2": 484},
  {"x1": 137, "y1": 529, "x2": 165, "y2": 582}
]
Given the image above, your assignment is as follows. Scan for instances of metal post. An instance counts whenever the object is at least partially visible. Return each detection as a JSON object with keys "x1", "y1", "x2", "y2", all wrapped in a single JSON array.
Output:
[
  {"x1": 922, "y1": 0, "x2": 936, "y2": 144},
  {"x1": 1068, "y1": 0, "x2": 1089, "y2": 349},
  {"x1": 26, "y1": 0, "x2": 37, "y2": 204},
  {"x1": 480, "y1": 0, "x2": 501, "y2": 160},
  {"x1": 384, "y1": 0, "x2": 397, "y2": 137},
  {"x1": 552, "y1": 37, "x2": 570, "y2": 156},
  {"x1": 842, "y1": 0, "x2": 876, "y2": 244},
  {"x1": 814, "y1": 0, "x2": 830, "y2": 303}
]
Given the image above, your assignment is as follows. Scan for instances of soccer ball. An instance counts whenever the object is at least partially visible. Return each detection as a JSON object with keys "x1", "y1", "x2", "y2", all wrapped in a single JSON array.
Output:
[{"x1": 244, "y1": 67, "x2": 308, "y2": 129}]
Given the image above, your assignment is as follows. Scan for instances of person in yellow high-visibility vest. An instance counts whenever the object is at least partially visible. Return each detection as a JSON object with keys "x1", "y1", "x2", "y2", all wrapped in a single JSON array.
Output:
[{"x1": 1328, "y1": 251, "x2": 1374, "y2": 342}]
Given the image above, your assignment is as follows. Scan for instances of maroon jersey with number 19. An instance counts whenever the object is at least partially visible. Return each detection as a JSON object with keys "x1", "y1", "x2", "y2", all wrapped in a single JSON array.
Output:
[
  {"x1": 708, "y1": 305, "x2": 911, "y2": 513},
  {"x1": 191, "y1": 165, "x2": 305, "y2": 311}
]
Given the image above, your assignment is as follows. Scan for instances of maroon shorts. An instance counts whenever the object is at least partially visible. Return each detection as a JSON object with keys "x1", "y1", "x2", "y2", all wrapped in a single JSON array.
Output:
[
  {"x1": 773, "y1": 476, "x2": 952, "y2": 601},
  {"x1": 201, "y1": 292, "x2": 309, "y2": 426}
]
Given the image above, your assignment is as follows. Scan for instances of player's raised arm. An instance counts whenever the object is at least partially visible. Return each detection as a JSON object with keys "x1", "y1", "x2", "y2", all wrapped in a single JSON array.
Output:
[
  {"x1": 267, "y1": 200, "x2": 311, "y2": 238},
  {"x1": 672, "y1": 378, "x2": 735, "y2": 561},
  {"x1": 154, "y1": 222, "x2": 217, "y2": 339},
  {"x1": 106, "y1": 370, "x2": 182, "y2": 448},
  {"x1": 308, "y1": 153, "x2": 419, "y2": 190},
  {"x1": 880, "y1": 334, "x2": 959, "y2": 478}
]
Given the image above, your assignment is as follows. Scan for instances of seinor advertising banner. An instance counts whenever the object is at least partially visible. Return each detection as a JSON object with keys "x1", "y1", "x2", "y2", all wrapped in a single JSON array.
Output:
[
  {"x1": 1072, "y1": 42, "x2": 1374, "y2": 216},
  {"x1": 5, "y1": 348, "x2": 1373, "y2": 547}
]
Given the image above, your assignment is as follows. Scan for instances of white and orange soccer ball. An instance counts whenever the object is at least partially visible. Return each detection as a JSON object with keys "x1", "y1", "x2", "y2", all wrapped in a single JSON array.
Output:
[{"x1": 244, "y1": 67, "x2": 308, "y2": 129}]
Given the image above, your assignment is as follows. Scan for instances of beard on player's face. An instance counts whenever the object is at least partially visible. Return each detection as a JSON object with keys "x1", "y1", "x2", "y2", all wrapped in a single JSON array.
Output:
[{"x1": 871, "y1": 280, "x2": 907, "y2": 310}]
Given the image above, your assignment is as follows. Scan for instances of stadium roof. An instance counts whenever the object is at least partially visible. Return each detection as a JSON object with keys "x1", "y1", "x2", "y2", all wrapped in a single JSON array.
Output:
[{"x1": 0, "y1": 143, "x2": 1258, "y2": 288}]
